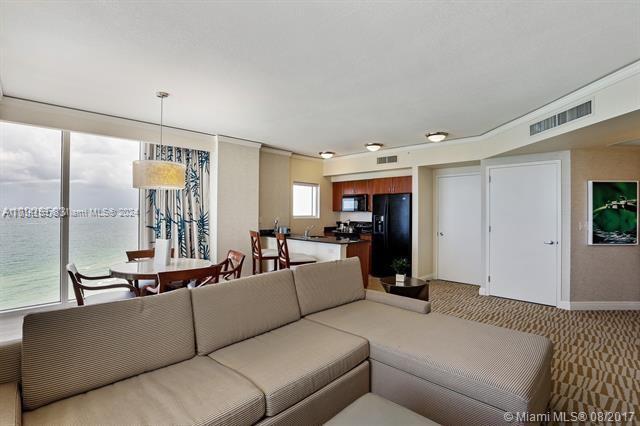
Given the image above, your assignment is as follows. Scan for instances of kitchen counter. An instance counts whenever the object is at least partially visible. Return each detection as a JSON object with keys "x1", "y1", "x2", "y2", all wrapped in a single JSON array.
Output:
[
  {"x1": 284, "y1": 235, "x2": 364, "y2": 244},
  {"x1": 261, "y1": 234, "x2": 371, "y2": 284}
]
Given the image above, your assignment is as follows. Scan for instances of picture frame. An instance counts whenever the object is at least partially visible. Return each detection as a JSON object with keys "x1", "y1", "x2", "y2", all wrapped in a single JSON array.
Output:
[{"x1": 588, "y1": 180, "x2": 638, "y2": 245}]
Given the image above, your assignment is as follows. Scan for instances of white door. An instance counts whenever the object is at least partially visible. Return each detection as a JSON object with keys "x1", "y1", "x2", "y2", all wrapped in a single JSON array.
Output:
[
  {"x1": 437, "y1": 174, "x2": 482, "y2": 285},
  {"x1": 488, "y1": 162, "x2": 559, "y2": 306}
]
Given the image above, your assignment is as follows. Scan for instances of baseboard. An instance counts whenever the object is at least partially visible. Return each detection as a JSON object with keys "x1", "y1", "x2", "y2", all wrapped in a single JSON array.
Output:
[
  {"x1": 478, "y1": 287, "x2": 489, "y2": 296},
  {"x1": 567, "y1": 301, "x2": 640, "y2": 311},
  {"x1": 420, "y1": 273, "x2": 435, "y2": 280}
]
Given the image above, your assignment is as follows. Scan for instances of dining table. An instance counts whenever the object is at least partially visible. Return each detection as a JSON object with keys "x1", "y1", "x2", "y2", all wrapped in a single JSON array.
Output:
[{"x1": 109, "y1": 258, "x2": 214, "y2": 284}]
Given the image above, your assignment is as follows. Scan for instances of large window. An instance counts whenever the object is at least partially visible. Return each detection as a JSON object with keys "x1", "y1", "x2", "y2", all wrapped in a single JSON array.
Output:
[
  {"x1": 0, "y1": 122, "x2": 141, "y2": 312},
  {"x1": 68, "y1": 132, "x2": 140, "y2": 298},
  {"x1": 0, "y1": 122, "x2": 62, "y2": 311},
  {"x1": 292, "y1": 182, "x2": 320, "y2": 218}
]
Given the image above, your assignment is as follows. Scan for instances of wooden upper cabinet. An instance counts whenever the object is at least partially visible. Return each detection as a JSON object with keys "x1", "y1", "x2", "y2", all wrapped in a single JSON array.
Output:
[
  {"x1": 352, "y1": 180, "x2": 369, "y2": 195},
  {"x1": 332, "y1": 181, "x2": 343, "y2": 211},
  {"x1": 341, "y1": 181, "x2": 355, "y2": 195},
  {"x1": 370, "y1": 177, "x2": 393, "y2": 195},
  {"x1": 391, "y1": 176, "x2": 412, "y2": 193}
]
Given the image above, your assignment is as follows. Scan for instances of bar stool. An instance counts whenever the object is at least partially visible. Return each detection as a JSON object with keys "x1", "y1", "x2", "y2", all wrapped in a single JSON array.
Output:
[
  {"x1": 276, "y1": 233, "x2": 317, "y2": 269},
  {"x1": 250, "y1": 230, "x2": 279, "y2": 274}
]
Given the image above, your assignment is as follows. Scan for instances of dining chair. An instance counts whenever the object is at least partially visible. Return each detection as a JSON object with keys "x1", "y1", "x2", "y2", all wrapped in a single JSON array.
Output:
[
  {"x1": 219, "y1": 250, "x2": 246, "y2": 280},
  {"x1": 126, "y1": 248, "x2": 175, "y2": 261},
  {"x1": 275, "y1": 233, "x2": 317, "y2": 270},
  {"x1": 67, "y1": 263, "x2": 139, "y2": 306},
  {"x1": 150, "y1": 264, "x2": 223, "y2": 295},
  {"x1": 249, "y1": 231, "x2": 278, "y2": 274},
  {"x1": 125, "y1": 247, "x2": 177, "y2": 289}
]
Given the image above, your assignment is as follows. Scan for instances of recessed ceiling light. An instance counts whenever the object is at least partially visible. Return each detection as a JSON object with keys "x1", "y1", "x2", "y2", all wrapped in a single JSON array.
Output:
[
  {"x1": 319, "y1": 151, "x2": 335, "y2": 159},
  {"x1": 365, "y1": 142, "x2": 383, "y2": 152},
  {"x1": 426, "y1": 131, "x2": 448, "y2": 143}
]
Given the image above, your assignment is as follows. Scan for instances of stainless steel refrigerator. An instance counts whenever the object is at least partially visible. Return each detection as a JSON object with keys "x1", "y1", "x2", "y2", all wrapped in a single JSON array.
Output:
[{"x1": 372, "y1": 193, "x2": 412, "y2": 277}]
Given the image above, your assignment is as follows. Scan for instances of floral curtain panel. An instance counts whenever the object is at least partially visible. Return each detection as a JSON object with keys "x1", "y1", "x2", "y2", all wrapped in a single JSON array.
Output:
[{"x1": 141, "y1": 144, "x2": 210, "y2": 259}]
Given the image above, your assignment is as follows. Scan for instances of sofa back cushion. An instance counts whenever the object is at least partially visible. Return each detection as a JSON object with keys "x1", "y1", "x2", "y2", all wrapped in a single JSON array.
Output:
[
  {"x1": 21, "y1": 288, "x2": 195, "y2": 410},
  {"x1": 191, "y1": 269, "x2": 301, "y2": 355},
  {"x1": 293, "y1": 257, "x2": 365, "y2": 316}
]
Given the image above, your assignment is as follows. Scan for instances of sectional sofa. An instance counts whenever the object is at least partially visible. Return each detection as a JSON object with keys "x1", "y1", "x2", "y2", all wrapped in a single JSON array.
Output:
[{"x1": 0, "y1": 257, "x2": 552, "y2": 425}]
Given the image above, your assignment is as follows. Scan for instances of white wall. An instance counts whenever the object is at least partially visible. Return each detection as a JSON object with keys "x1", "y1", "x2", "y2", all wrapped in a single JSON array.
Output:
[
  {"x1": 211, "y1": 136, "x2": 261, "y2": 274},
  {"x1": 412, "y1": 166, "x2": 434, "y2": 279},
  {"x1": 259, "y1": 149, "x2": 291, "y2": 229}
]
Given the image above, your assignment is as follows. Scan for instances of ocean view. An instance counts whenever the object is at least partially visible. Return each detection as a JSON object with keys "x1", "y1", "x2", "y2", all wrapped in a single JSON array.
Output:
[{"x1": 0, "y1": 216, "x2": 138, "y2": 311}]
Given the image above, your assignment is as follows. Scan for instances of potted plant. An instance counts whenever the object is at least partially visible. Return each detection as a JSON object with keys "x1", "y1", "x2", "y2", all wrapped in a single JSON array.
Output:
[{"x1": 391, "y1": 257, "x2": 409, "y2": 284}]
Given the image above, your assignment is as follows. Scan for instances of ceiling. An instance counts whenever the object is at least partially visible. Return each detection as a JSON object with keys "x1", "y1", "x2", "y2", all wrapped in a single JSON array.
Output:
[{"x1": 1, "y1": 1, "x2": 639, "y2": 156}]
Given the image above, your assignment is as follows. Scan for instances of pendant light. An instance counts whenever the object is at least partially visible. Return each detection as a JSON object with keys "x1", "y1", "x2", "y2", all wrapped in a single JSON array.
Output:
[{"x1": 132, "y1": 92, "x2": 186, "y2": 190}]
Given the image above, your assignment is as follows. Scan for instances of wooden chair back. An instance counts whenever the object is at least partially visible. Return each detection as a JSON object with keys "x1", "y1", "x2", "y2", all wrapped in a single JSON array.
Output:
[
  {"x1": 155, "y1": 264, "x2": 223, "y2": 294},
  {"x1": 221, "y1": 250, "x2": 245, "y2": 280},
  {"x1": 126, "y1": 248, "x2": 175, "y2": 261},
  {"x1": 276, "y1": 233, "x2": 291, "y2": 269},
  {"x1": 249, "y1": 231, "x2": 262, "y2": 259},
  {"x1": 67, "y1": 263, "x2": 138, "y2": 306}
]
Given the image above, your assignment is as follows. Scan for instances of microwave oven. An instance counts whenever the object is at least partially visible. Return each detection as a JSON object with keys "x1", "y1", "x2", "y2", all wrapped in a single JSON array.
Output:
[{"x1": 342, "y1": 195, "x2": 368, "y2": 212}]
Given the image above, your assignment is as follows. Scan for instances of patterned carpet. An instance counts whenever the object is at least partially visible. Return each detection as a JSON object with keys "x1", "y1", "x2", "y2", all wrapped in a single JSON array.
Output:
[{"x1": 368, "y1": 279, "x2": 640, "y2": 420}]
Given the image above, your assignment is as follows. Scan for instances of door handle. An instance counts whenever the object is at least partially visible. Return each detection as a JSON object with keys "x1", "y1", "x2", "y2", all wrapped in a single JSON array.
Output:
[
  {"x1": 543, "y1": 241, "x2": 556, "y2": 245},
  {"x1": 438, "y1": 232, "x2": 444, "y2": 236}
]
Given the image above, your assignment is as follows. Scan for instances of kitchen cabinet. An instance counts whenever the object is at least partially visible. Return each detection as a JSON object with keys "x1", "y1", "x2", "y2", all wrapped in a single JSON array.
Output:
[
  {"x1": 332, "y1": 176, "x2": 412, "y2": 212},
  {"x1": 352, "y1": 180, "x2": 369, "y2": 195},
  {"x1": 342, "y1": 181, "x2": 355, "y2": 195},
  {"x1": 369, "y1": 177, "x2": 393, "y2": 195},
  {"x1": 332, "y1": 181, "x2": 343, "y2": 211},
  {"x1": 392, "y1": 176, "x2": 412, "y2": 193}
]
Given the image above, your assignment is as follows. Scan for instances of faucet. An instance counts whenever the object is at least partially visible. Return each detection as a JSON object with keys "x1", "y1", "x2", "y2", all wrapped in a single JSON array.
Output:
[{"x1": 304, "y1": 225, "x2": 315, "y2": 239}]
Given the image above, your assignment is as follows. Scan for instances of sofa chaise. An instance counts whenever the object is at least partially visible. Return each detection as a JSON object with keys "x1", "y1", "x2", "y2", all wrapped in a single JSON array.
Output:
[{"x1": 0, "y1": 257, "x2": 552, "y2": 425}]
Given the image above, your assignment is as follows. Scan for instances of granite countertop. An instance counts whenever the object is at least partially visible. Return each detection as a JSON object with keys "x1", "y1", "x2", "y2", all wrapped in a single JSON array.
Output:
[{"x1": 264, "y1": 234, "x2": 363, "y2": 245}]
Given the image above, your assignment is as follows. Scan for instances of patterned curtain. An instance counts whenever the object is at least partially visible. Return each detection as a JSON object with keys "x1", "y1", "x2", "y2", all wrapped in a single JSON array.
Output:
[{"x1": 141, "y1": 144, "x2": 210, "y2": 260}]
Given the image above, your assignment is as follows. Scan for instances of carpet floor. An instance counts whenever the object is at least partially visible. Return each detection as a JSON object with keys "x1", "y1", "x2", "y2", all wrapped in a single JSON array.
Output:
[{"x1": 368, "y1": 279, "x2": 639, "y2": 420}]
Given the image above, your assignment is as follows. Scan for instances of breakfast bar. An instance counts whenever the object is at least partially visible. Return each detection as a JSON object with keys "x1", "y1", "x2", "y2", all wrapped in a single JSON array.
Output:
[{"x1": 262, "y1": 234, "x2": 371, "y2": 285}]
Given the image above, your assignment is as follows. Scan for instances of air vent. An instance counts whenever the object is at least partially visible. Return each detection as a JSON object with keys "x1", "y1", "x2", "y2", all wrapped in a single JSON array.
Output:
[
  {"x1": 530, "y1": 100, "x2": 592, "y2": 136},
  {"x1": 377, "y1": 155, "x2": 398, "y2": 165}
]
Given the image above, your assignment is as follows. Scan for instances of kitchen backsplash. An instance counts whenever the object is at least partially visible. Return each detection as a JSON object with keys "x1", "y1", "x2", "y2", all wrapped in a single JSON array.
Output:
[{"x1": 339, "y1": 211, "x2": 373, "y2": 222}]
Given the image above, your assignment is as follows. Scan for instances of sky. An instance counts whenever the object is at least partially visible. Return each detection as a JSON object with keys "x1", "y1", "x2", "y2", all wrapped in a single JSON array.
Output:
[{"x1": 0, "y1": 121, "x2": 139, "y2": 209}]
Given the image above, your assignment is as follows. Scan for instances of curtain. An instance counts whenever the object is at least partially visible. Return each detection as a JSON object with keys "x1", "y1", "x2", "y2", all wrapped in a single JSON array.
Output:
[{"x1": 141, "y1": 144, "x2": 210, "y2": 260}]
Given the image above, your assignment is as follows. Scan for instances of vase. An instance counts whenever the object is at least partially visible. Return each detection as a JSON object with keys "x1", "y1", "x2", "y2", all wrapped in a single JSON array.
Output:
[{"x1": 395, "y1": 273, "x2": 406, "y2": 284}]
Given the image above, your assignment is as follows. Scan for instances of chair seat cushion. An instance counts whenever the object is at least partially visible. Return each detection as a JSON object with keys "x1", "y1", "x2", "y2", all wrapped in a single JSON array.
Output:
[
  {"x1": 23, "y1": 356, "x2": 265, "y2": 426},
  {"x1": 209, "y1": 319, "x2": 369, "y2": 417},
  {"x1": 261, "y1": 249, "x2": 278, "y2": 257},
  {"x1": 84, "y1": 290, "x2": 136, "y2": 305},
  {"x1": 326, "y1": 393, "x2": 438, "y2": 426},
  {"x1": 289, "y1": 253, "x2": 316, "y2": 263},
  {"x1": 306, "y1": 300, "x2": 552, "y2": 414}
]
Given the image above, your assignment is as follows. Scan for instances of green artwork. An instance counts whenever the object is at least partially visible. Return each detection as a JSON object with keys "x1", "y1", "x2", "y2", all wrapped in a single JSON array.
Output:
[{"x1": 589, "y1": 181, "x2": 638, "y2": 245}]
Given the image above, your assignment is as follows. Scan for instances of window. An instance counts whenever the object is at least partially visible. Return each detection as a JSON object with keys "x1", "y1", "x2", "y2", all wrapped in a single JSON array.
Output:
[
  {"x1": 0, "y1": 122, "x2": 62, "y2": 311},
  {"x1": 292, "y1": 182, "x2": 320, "y2": 218},
  {"x1": 0, "y1": 121, "x2": 141, "y2": 312},
  {"x1": 68, "y1": 132, "x2": 140, "y2": 299}
]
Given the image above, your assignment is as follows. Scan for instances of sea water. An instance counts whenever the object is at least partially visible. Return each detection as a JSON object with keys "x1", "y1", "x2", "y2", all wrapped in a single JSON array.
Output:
[{"x1": 0, "y1": 216, "x2": 138, "y2": 311}]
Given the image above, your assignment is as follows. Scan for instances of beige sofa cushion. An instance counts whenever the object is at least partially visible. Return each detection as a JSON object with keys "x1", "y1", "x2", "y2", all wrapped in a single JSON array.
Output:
[
  {"x1": 0, "y1": 382, "x2": 20, "y2": 426},
  {"x1": 23, "y1": 356, "x2": 265, "y2": 426},
  {"x1": 307, "y1": 301, "x2": 552, "y2": 414},
  {"x1": 209, "y1": 319, "x2": 369, "y2": 417},
  {"x1": 326, "y1": 392, "x2": 438, "y2": 426},
  {"x1": 0, "y1": 340, "x2": 21, "y2": 385},
  {"x1": 21, "y1": 289, "x2": 195, "y2": 410},
  {"x1": 191, "y1": 269, "x2": 300, "y2": 355},
  {"x1": 293, "y1": 257, "x2": 365, "y2": 316}
]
